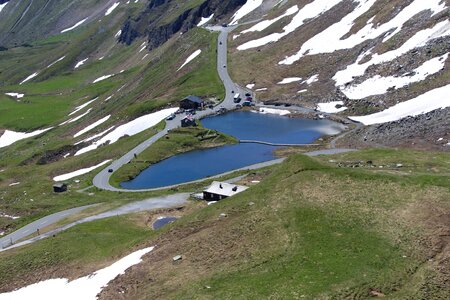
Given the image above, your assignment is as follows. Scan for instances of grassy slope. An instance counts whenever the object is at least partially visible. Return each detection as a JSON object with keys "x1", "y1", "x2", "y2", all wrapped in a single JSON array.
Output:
[{"x1": 0, "y1": 149, "x2": 448, "y2": 299}]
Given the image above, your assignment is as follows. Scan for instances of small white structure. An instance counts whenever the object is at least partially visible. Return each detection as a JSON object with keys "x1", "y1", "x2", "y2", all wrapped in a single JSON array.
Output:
[{"x1": 203, "y1": 181, "x2": 248, "y2": 201}]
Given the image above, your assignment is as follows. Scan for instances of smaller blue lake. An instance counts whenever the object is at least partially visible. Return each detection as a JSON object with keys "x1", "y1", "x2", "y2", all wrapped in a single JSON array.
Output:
[
  {"x1": 153, "y1": 217, "x2": 178, "y2": 230},
  {"x1": 120, "y1": 112, "x2": 343, "y2": 189}
]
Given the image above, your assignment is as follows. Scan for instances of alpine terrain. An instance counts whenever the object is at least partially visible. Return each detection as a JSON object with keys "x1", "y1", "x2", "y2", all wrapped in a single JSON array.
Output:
[{"x1": 0, "y1": 0, "x2": 449, "y2": 299}]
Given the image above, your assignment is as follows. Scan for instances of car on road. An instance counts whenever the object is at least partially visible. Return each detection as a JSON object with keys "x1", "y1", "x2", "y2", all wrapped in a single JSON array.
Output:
[
  {"x1": 166, "y1": 113, "x2": 176, "y2": 120},
  {"x1": 108, "y1": 169, "x2": 113, "y2": 173},
  {"x1": 245, "y1": 93, "x2": 251, "y2": 97},
  {"x1": 219, "y1": 41, "x2": 222, "y2": 45},
  {"x1": 246, "y1": 96, "x2": 253, "y2": 102},
  {"x1": 233, "y1": 97, "x2": 241, "y2": 103},
  {"x1": 223, "y1": 65, "x2": 226, "y2": 68},
  {"x1": 243, "y1": 101, "x2": 255, "y2": 107}
]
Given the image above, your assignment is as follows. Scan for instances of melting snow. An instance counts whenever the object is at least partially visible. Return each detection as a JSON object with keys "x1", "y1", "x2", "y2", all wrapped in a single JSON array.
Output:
[
  {"x1": 61, "y1": 18, "x2": 88, "y2": 33},
  {"x1": 0, "y1": 128, "x2": 53, "y2": 148},
  {"x1": 349, "y1": 84, "x2": 450, "y2": 125},
  {"x1": 20, "y1": 72, "x2": 39, "y2": 85},
  {"x1": 342, "y1": 53, "x2": 449, "y2": 99},
  {"x1": 115, "y1": 30, "x2": 122, "y2": 38},
  {"x1": 60, "y1": 108, "x2": 92, "y2": 126},
  {"x1": 279, "y1": 0, "x2": 447, "y2": 65},
  {"x1": 105, "y1": 2, "x2": 120, "y2": 16},
  {"x1": 297, "y1": 89, "x2": 307, "y2": 94},
  {"x1": 238, "y1": 0, "x2": 342, "y2": 50},
  {"x1": 255, "y1": 88, "x2": 268, "y2": 91},
  {"x1": 75, "y1": 107, "x2": 178, "y2": 156},
  {"x1": 257, "y1": 107, "x2": 290, "y2": 116},
  {"x1": 0, "y1": 213, "x2": 20, "y2": 220},
  {"x1": 333, "y1": 20, "x2": 450, "y2": 86},
  {"x1": 197, "y1": 14, "x2": 214, "y2": 27},
  {"x1": 5, "y1": 93, "x2": 24, "y2": 99},
  {"x1": 69, "y1": 98, "x2": 97, "y2": 116},
  {"x1": 74, "y1": 115, "x2": 111, "y2": 138},
  {"x1": 74, "y1": 58, "x2": 88, "y2": 69},
  {"x1": 93, "y1": 74, "x2": 114, "y2": 83},
  {"x1": 47, "y1": 56, "x2": 65, "y2": 68},
  {"x1": 246, "y1": 84, "x2": 255, "y2": 89},
  {"x1": 0, "y1": 247, "x2": 154, "y2": 300},
  {"x1": 229, "y1": 0, "x2": 263, "y2": 25},
  {"x1": 177, "y1": 50, "x2": 202, "y2": 71},
  {"x1": 0, "y1": 2, "x2": 7, "y2": 13},
  {"x1": 75, "y1": 126, "x2": 115, "y2": 145},
  {"x1": 316, "y1": 101, "x2": 348, "y2": 113},
  {"x1": 240, "y1": 5, "x2": 299, "y2": 34},
  {"x1": 304, "y1": 74, "x2": 319, "y2": 85},
  {"x1": 53, "y1": 160, "x2": 111, "y2": 181},
  {"x1": 8, "y1": 182, "x2": 20, "y2": 187},
  {"x1": 278, "y1": 77, "x2": 302, "y2": 84}
]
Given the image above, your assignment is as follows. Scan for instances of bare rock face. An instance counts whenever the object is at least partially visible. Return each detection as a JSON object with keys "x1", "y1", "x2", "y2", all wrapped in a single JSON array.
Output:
[{"x1": 119, "y1": 0, "x2": 245, "y2": 50}]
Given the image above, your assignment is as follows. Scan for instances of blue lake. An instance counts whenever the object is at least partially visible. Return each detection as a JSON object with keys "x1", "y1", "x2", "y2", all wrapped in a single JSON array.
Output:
[{"x1": 120, "y1": 111, "x2": 343, "y2": 189}]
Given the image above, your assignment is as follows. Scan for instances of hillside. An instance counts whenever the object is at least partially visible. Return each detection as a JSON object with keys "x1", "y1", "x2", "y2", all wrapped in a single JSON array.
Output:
[{"x1": 0, "y1": 0, "x2": 449, "y2": 299}]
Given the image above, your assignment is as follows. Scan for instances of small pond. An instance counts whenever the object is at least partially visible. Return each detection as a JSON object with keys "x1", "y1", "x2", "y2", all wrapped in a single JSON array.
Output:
[
  {"x1": 120, "y1": 111, "x2": 344, "y2": 190},
  {"x1": 153, "y1": 216, "x2": 178, "y2": 230}
]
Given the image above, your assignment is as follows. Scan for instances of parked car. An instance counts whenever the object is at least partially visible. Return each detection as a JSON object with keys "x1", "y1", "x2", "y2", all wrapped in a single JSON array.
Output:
[
  {"x1": 245, "y1": 93, "x2": 251, "y2": 97},
  {"x1": 166, "y1": 113, "x2": 176, "y2": 120},
  {"x1": 246, "y1": 97, "x2": 253, "y2": 102},
  {"x1": 243, "y1": 101, "x2": 254, "y2": 107},
  {"x1": 235, "y1": 104, "x2": 242, "y2": 109},
  {"x1": 233, "y1": 97, "x2": 241, "y2": 103}
]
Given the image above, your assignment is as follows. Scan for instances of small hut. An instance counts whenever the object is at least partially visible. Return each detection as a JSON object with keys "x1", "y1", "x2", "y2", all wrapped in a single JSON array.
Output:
[
  {"x1": 53, "y1": 183, "x2": 67, "y2": 193},
  {"x1": 180, "y1": 95, "x2": 204, "y2": 110},
  {"x1": 203, "y1": 181, "x2": 248, "y2": 201}
]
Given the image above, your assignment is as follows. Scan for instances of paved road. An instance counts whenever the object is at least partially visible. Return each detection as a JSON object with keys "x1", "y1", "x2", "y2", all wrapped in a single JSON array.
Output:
[
  {"x1": 0, "y1": 193, "x2": 189, "y2": 252},
  {"x1": 0, "y1": 204, "x2": 98, "y2": 249}
]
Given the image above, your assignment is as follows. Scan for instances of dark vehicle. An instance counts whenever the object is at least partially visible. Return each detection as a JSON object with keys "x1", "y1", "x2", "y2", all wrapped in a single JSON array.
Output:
[
  {"x1": 218, "y1": 107, "x2": 227, "y2": 114},
  {"x1": 223, "y1": 65, "x2": 226, "y2": 68},
  {"x1": 219, "y1": 41, "x2": 222, "y2": 45},
  {"x1": 243, "y1": 101, "x2": 255, "y2": 107},
  {"x1": 245, "y1": 93, "x2": 251, "y2": 97},
  {"x1": 233, "y1": 97, "x2": 241, "y2": 103},
  {"x1": 246, "y1": 97, "x2": 253, "y2": 102},
  {"x1": 166, "y1": 113, "x2": 176, "y2": 121},
  {"x1": 108, "y1": 169, "x2": 113, "y2": 173},
  {"x1": 231, "y1": 90, "x2": 234, "y2": 93},
  {"x1": 208, "y1": 104, "x2": 214, "y2": 109},
  {"x1": 235, "y1": 104, "x2": 242, "y2": 109},
  {"x1": 284, "y1": 103, "x2": 292, "y2": 107},
  {"x1": 222, "y1": 23, "x2": 228, "y2": 27}
]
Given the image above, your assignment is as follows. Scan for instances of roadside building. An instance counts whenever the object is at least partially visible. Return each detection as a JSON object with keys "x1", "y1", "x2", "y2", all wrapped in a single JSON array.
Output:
[
  {"x1": 180, "y1": 95, "x2": 204, "y2": 110},
  {"x1": 181, "y1": 114, "x2": 196, "y2": 127},
  {"x1": 203, "y1": 181, "x2": 248, "y2": 201},
  {"x1": 53, "y1": 183, "x2": 67, "y2": 193}
]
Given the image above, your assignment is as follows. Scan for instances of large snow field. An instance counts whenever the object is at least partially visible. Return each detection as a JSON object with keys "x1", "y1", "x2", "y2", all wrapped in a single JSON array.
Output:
[
  {"x1": 240, "y1": 5, "x2": 299, "y2": 35},
  {"x1": 342, "y1": 53, "x2": 449, "y2": 99},
  {"x1": 316, "y1": 101, "x2": 348, "y2": 113},
  {"x1": 0, "y1": 128, "x2": 53, "y2": 148},
  {"x1": 229, "y1": 0, "x2": 263, "y2": 25},
  {"x1": 177, "y1": 50, "x2": 202, "y2": 71},
  {"x1": 279, "y1": 0, "x2": 447, "y2": 65},
  {"x1": 53, "y1": 160, "x2": 112, "y2": 181},
  {"x1": 75, "y1": 107, "x2": 178, "y2": 156},
  {"x1": 0, "y1": 247, "x2": 154, "y2": 300},
  {"x1": 349, "y1": 84, "x2": 450, "y2": 125},
  {"x1": 237, "y1": 0, "x2": 342, "y2": 50}
]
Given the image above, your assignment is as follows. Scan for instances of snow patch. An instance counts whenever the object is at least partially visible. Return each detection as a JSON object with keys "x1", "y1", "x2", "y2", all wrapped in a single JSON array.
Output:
[
  {"x1": 257, "y1": 107, "x2": 290, "y2": 116},
  {"x1": 0, "y1": 128, "x2": 53, "y2": 148},
  {"x1": 0, "y1": 2, "x2": 7, "y2": 13},
  {"x1": 240, "y1": 5, "x2": 299, "y2": 34},
  {"x1": 197, "y1": 14, "x2": 214, "y2": 27},
  {"x1": 74, "y1": 58, "x2": 88, "y2": 69},
  {"x1": 177, "y1": 49, "x2": 202, "y2": 71},
  {"x1": 238, "y1": 0, "x2": 342, "y2": 50},
  {"x1": 333, "y1": 20, "x2": 450, "y2": 86},
  {"x1": 60, "y1": 109, "x2": 92, "y2": 126},
  {"x1": 297, "y1": 89, "x2": 307, "y2": 94},
  {"x1": 53, "y1": 160, "x2": 111, "y2": 181},
  {"x1": 0, "y1": 247, "x2": 154, "y2": 300},
  {"x1": 5, "y1": 93, "x2": 24, "y2": 99},
  {"x1": 255, "y1": 88, "x2": 268, "y2": 91},
  {"x1": 349, "y1": 84, "x2": 450, "y2": 125},
  {"x1": 61, "y1": 18, "x2": 87, "y2": 33},
  {"x1": 74, "y1": 115, "x2": 111, "y2": 138},
  {"x1": 304, "y1": 74, "x2": 319, "y2": 85},
  {"x1": 279, "y1": 0, "x2": 447, "y2": 65},
  {"x1": 316, "y1": 101, "x2": 347, "y2": 113},
  {"x1": 75, "y1": 126, "x2": 115, "y2": 145},
  {"x1": 20, "y1": 72, "x2": 39, "y2": 85},
  {"x1": 69, "y1": 98, "x2": 97, "y2": 116},
  {"x1": 105, "y1": 2, "x2": 120, "y2": 16},
  {"x1": 246, "y1": 84, "x2": 255, "y2": 89},
  {"x1": 47, "y1": 56, "x2": 65, "y2": 68},
  {"x1": 230, "y1": 0, "x2": 263, "y2": 25},
  {"x1": 8, "y1": 182, "x2": 20, "y2": 187},
  {"x1": 75, "y1": 108, "x2": 178, "y2": 156},
  {"x1": 93, "y1": 74, "x2": 114, "y2": 83},
  {"x1": 115, "y1": 30, "x2": 122, "y2": 38},
  {"x1": 277, "y1": 77, "x2": 301, "y2": 84}
]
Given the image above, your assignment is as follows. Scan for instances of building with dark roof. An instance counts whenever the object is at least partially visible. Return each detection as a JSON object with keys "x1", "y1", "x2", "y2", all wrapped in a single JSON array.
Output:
[{"x1": 180, "y1": 95, "x2": 204, "y2": 110}]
